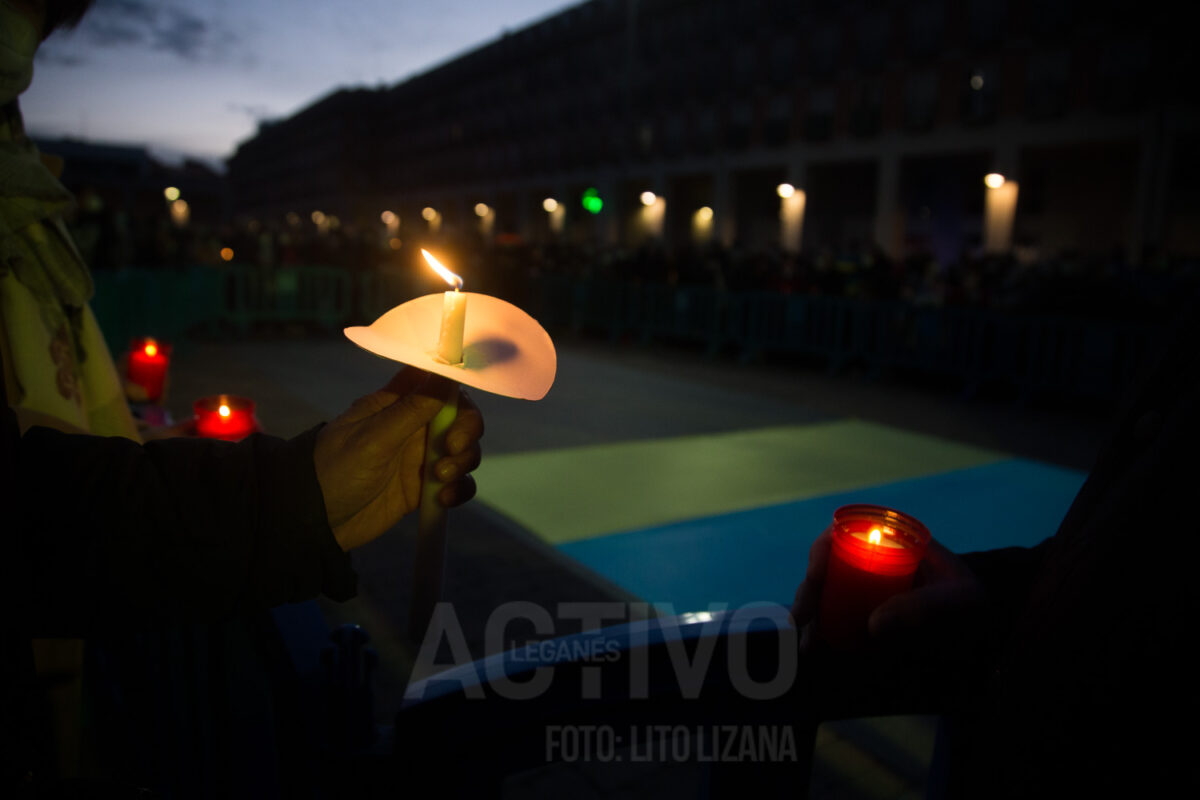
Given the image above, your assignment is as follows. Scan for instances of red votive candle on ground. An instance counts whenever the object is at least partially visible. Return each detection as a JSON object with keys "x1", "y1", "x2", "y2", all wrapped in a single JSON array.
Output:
[
  {"x1": 193, "y1": 394, "x2": 259, "y2": 441},
  {"x1": 127, "y1": 337, "x2": 170, "y2": 403},
  {"x1": 816, "y1": 504, "x2": 931, "y2": 650}
]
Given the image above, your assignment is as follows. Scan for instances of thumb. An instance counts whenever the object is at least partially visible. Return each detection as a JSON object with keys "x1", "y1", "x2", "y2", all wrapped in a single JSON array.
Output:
[
  {"x1": 868, "y1": 586, "x2": 934, "y2": 640},
  {"x1": 363, "y1": 390, "x2": 444, "y2": 447},
  {"x1": 868, "y1": 578, "x2": 976, "y2": 641},
  {"x1": 868, "y1": 592, "x2": 921, "y2": 642}
]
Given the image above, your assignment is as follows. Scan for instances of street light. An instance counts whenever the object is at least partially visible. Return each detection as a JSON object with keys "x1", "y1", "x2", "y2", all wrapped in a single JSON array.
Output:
[{"x1": 777, "y1": 183, "x2": 795, "y2": 199}]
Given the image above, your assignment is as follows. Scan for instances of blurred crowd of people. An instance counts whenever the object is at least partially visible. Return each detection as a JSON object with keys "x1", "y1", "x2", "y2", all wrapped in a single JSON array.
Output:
[
  {"x1": 464, "y1": 235, "x2": 1199, "y2": 322},
  {"x1": 63, "y1": 197, "x2": 1199, "y2": 324}
]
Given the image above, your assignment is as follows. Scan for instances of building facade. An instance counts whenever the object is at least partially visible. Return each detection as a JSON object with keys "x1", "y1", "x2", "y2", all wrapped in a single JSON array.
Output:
[{"x1": 228, "y1": 0, "x2": 1194, "y2": 264}]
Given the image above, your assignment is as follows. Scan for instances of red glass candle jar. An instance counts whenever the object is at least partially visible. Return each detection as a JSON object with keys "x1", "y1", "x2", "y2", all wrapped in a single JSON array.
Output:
[
  {"x1": 193, "y1": 394, "x2": 260, "y2": 441},
  {"x1": 816, "y1": 504, "x2": 931, "y2": 650},
  {"x1": 127, "y1": 337, "x2": 171, "y2": 403}
]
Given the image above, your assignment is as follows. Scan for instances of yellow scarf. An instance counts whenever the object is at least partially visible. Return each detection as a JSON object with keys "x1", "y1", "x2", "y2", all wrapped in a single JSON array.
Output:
[{"x1": 0, "y1": 99, "x2": 139, "y2": 440}]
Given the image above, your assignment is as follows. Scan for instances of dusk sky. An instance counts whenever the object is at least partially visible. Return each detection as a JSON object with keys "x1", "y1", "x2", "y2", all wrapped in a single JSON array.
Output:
[{"x1": 21, "y1": 0, "x2": 576, "y2": 168}]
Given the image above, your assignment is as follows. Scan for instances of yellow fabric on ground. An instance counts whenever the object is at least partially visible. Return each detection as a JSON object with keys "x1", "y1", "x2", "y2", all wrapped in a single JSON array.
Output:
[{"x1": 474, "y1": 419, "x2": 1003, "y2": 545}]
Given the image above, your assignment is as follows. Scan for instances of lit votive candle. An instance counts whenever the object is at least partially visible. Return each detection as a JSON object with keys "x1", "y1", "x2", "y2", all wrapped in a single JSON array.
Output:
[
  {"x1": 194, "y1": 394, "x2": 259, "y2": 441},
  {"x1": 127, "y1": 337, "x2": 170, "y2": 403},
  {"x1": 816, "y1": 504, "x2": 931, "y2": 650}
]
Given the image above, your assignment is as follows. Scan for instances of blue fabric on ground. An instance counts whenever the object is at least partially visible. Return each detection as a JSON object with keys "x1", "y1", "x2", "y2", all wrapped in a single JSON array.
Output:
[{"x1": 559, "y1": 459, "x2": 1086, "y2": 613}]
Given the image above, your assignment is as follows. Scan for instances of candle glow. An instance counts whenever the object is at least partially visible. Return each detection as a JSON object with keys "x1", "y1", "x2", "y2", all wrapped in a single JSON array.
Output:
[
  {"x1": 422, "y1": 249, "x2": 463, "y2": 291},
  {"x1": 422, "y1": 249, "x2": 467, "y2": 365},
  {"x1": 127, "y1": 336, "x2": 170, "y2": 403},
  {"x1": 817, "y1": 505, "x2": 931, "y2": 650},
  {"x1": 194, "y1": 394, "x2": 258, "y2": 441}
]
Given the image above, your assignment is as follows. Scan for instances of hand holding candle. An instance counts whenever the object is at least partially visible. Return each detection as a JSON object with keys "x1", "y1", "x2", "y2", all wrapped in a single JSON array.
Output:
[
  {"x1": 313, "y1": 369, "x2": 483, "y2": 552},
  {"x1": 792, "y1": 506, "x2": 985, "y2": 652},
  {"x1": 343, "y1": 248, "x2": 555, "y2": 642},
  {"x1": 791, "y1": 505, "x2": 929, "y2": 651}
]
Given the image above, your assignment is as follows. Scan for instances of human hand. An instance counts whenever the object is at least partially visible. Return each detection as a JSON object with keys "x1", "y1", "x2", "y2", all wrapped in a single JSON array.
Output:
[
  {"x1": 313, "y1": 369, "x2": 483, "y2": 551},
  {"x1": 867, "y1": 538, "x2": 986, "y2": 645},
  {"x1": 789, "y1": 526, "x2": 832, "y2": 651},
  {"x1": 790, "y1": 530, "x2": 986, "y2": 650}
]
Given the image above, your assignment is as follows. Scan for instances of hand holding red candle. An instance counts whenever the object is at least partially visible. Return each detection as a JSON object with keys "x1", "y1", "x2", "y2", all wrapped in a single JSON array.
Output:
[
  {"x1": 801, "y1": 506, "x2": 931, "y2": 652},
  {"x1": 792, "y1": 506, "x2": 986, "y2": 652}
]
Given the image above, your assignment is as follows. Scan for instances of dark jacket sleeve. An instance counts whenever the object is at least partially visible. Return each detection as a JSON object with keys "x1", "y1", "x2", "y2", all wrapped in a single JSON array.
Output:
[
  {"x1": 960, "y1": 541, "x2": 1050, "y2": 635},
  {"x1": 9, "y1": 421, "x2": 356, "y2": 637}
]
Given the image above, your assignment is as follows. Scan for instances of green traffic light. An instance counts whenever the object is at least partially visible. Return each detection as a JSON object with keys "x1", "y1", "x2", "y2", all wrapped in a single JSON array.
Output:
[{"x1": 581, "y1": 187, "x2": 603, "y2": 214}]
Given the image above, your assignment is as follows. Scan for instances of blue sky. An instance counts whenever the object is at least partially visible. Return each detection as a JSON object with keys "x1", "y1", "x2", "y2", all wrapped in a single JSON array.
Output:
[{"x1": 21, "y1": 0, "x2": 575, "y2": 167}]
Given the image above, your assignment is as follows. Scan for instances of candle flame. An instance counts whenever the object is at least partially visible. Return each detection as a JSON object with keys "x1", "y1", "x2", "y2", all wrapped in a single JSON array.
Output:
[
  {"x1": 869, "y1": 528, "x2": 882, "y2": 546},
  {"x1": 421, "y1": 249, "x2": 463, "y2": 291},
  {"x1": 144, "y1": 340, "x2": 158, "y2": 357},
  {"x1": 218, "y1": 404, "x2": 231, "y2": 418}
]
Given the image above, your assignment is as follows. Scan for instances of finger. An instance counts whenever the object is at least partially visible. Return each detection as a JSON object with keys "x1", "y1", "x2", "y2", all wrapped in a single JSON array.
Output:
[
  {"x1": 790, "y1": 581, "x2": 810, "y2": 624},
  {"x1": 869, "y1": 589, "x2": 927, "y2": 639},
  {"x1": 868, "y1": 579, "x2": 975, "y2": 640},
  {"x1": 797, "y1": 620, "x2": 815, "y2": 654},
  {"x1": 446, "y1": 390, "x2": 484, "y2": 455},
  {"x1": 380, "y1": 367, "x2": 432, "y2": 397},
  {"x1": 790, "y1": 580, "x2": 820, "y2": 627},
  {"x1": 412, "y1": 372, "x2": 458, "y2": 403},
  {"x1": 791, "y1": 528, "x2": 833, "y2": 624},
  {"x1": 335, "y1": 370, "x2": 433, "y2": 425},
  {"x1": 366, "y1": 389, "x2": 443, "y2": 448},
  {"x1": 438, "y1": 474, "x2": 477, "y2": 508},
  {"x1": 434, "y1": 442, "x2": 482, "y2": 482},
  {"x1": 919, "y1": 538, "x2": 967, "y2": 580},
  {"x1": 806, "y1": 529, "x2": 833, "y2": 580}
]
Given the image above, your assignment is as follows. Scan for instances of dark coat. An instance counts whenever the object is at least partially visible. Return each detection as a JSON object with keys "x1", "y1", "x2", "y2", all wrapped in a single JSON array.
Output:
[
  {"x1": 1, "y1": 351, "x2": 355, "y2": 788},
  {"x1": 949, "y1": 311, "x2": 1200, "y2": 797}
]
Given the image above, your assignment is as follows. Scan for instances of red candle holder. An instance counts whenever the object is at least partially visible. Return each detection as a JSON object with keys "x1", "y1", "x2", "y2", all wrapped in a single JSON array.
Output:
[
  {"x1": 193, "y1": 394, "x2": 260, "y2": 441},
  {"x1": 127, "y1": 337, "x2": 171, "y2": 403},
  {"x1": 816, "y1": 504, "x2": 931, "y2": 650}
]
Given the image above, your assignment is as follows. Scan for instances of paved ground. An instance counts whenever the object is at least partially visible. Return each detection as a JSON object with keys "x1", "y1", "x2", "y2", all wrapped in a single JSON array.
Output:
[{"x1": 162, "y1": 332, "x2": 1110, "y2": 799}]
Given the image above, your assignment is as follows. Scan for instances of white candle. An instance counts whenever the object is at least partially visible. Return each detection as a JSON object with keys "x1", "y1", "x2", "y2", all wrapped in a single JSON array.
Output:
[{"x1": 422, "y1": 249, "x2": 466, "y2": 365}]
